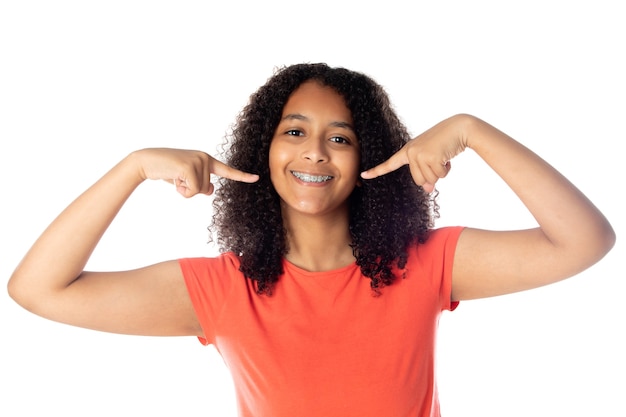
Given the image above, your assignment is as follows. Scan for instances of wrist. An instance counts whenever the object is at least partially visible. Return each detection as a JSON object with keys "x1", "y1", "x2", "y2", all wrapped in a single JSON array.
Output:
[
  {"x1": 449, "y1": 113, "x2": 481, "y2": 150},
  {"x1": 122, "y1": 150, "x2": 149, "y2": 184}
]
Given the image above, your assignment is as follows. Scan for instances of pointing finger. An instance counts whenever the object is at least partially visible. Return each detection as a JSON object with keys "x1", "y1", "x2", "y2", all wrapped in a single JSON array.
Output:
[
  {"x1": 211, "y1": 159, "x2": 259, "y2": 183},
  {"x1": 360, "y1": 149, "x2": 408, "y2": 180}
]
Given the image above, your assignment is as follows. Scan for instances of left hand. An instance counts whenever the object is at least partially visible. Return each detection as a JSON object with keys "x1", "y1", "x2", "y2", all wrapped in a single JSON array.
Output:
[{"x1": 360, "y1": 114, "x2": 470, "y2": 192}]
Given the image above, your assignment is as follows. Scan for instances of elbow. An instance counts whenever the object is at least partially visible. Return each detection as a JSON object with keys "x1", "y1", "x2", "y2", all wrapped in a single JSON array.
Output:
[
  {"x1": 601, "y1": 222, "x2": 617, "y2": 257},
  {"x1": 563, "y1": 219, "x2": 616, "y2": 276},
  {"x1": 7, "y1": 272, "x2": 41, "y2": 315},
  {"x1": 588, "y1": 220, "x2": 616, "y2": 266},
  {"x1": 7, "y1": 273, "x2": 29, "y2": 310}
]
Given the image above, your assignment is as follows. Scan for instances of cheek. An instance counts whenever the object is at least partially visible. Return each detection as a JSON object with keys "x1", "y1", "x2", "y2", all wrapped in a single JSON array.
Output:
[
  {"x1": 346, "y1": 153, "x2": 362, "y2": 181},
  {"x1": 268, "y1": 143, "x2": 286, "y2": 183}
]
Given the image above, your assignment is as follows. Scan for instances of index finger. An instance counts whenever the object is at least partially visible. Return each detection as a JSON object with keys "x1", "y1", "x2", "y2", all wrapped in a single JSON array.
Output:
[
  {"x1": 212, "y1": 159, "x2": 259, "y2": 183},
  {"x1": 360, "y1": 150, "x2": 408, "y2": 179}
]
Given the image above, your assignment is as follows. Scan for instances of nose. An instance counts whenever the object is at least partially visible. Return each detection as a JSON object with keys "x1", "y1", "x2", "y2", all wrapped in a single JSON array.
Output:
[{"x1": 301, "y1": 136, "x2": 328, "y2": 163}]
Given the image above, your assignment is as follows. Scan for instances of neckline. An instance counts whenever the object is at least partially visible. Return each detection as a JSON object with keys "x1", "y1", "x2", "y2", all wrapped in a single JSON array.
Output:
[{"x1": 282, "y1": 257, "x2": 359, "y2": 277}]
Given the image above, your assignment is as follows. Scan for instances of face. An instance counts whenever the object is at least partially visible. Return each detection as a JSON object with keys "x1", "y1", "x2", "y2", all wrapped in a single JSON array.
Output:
[{"x1": 269, "y1": 80, "x2": 360, "y2": 219}]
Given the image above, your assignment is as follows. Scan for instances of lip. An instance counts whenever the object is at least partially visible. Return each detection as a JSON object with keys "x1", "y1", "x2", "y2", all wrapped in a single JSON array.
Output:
[{"x1": 290, "y1": 170, "x2": 334, "y2": 184}]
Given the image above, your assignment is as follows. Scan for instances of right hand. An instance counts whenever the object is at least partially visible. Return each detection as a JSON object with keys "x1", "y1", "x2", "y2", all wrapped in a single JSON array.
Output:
[{"x1": 133, "y1": 148, "x2": 259, "y2": 197}]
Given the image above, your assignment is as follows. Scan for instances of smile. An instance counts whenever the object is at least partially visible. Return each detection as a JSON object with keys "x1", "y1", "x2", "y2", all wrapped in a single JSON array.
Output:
[{"x1": 291, "y1": 171, "x2": 334, "y2": 183}]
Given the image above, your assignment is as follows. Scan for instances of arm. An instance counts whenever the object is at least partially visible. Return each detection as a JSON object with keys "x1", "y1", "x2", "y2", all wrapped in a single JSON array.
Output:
[
  {"x1": 7, "y1": 148, "x2": 258, "y2": 335},
  {"x1": 362, "y1": 114, "x2": 615, "y2": 300}
]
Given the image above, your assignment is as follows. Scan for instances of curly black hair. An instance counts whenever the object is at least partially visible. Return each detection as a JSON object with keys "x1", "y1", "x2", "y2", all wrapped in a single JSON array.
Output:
[{"x1": 211, "y1": 63, "x2": 437, "y2": 295}]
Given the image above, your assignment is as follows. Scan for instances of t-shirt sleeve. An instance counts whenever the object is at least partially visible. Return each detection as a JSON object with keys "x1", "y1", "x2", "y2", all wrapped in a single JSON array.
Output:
[
  {"x1": 436, "y1": 226, "x2": 464, "y2": 311},
  {"x1": 413, "y1": 226, "x2": 465, "y2": 312},
  {"x1": 178, "y1": 254, "x2": 241, "y2": 346}
]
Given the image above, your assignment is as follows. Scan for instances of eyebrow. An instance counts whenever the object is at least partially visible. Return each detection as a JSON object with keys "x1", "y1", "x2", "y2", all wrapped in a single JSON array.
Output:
[{"x1": 281, "y1": 113, "x2": 355, "y2": 132}]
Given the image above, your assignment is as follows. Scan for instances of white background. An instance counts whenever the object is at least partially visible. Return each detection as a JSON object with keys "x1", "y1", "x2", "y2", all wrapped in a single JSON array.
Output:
[{"x1": 1, "y1": 1, "x2": 624, "y2": 416}]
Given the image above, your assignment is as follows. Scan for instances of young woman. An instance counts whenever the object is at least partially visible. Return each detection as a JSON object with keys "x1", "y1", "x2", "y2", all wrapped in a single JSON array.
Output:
[{"x1": 8, "y1": 63, "x2": 615, "y2": 417}]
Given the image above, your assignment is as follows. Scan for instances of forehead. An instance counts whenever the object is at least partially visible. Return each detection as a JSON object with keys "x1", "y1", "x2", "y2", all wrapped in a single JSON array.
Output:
[{"x1": 282, "y1": 81, "x2": 353, "y2": 122}]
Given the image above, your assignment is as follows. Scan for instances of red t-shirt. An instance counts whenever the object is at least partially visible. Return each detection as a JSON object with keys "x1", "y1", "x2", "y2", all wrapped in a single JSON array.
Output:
[{"x1": 180, "y1": 226, "x2": 463, "y2": 417}]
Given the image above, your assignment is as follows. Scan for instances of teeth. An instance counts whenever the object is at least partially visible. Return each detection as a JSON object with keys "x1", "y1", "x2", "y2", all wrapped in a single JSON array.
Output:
[{"x1": 292, "y1": 171, "x2": 333, "y2": 183}]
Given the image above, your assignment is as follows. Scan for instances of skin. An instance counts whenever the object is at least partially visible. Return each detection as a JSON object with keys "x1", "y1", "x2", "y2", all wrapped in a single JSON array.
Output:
[
  {"x1": 362, "y1": 114, "x2": 615, "y2": 300},
  {"x1": 269, "y1": 81, "x2": 361, "y2": 271},
  {"x1": 7, "y1": 83, "x2": 615, "y2": 337}
]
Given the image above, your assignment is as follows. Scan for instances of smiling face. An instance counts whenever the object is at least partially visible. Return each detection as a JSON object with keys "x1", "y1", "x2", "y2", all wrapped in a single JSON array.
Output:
[{"x1": 269, "y1": 80, "x2": 361, "y2": 219}]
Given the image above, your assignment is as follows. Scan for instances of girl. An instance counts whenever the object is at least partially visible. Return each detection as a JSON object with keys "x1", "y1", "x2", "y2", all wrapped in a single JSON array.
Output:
[{"x1": 8, "y1": 63, "x2": 615, "y2": 417}]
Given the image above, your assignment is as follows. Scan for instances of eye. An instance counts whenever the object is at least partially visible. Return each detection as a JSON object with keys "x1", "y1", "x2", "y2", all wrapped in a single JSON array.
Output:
[
  {"x1": 286, "y1": 129, "x2": 304, "y2": 137},
  {"x1": 329, "y1": 136, "x2": 350, "y2": 144}
]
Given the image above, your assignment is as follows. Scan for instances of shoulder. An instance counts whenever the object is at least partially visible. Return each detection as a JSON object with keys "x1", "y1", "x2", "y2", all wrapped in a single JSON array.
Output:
[
  {"x1": 179, "y1": 252, "x2": 242, "y2": 275},
  {"x1": 410, "y1": 226, "x2": 465, "y2": 258},
  {"x1": 178, "y1": 252, "x2": 244, "y2": 297},
  {"x1": 404, "y1": 226, "x2": 465, "y2": 288}
]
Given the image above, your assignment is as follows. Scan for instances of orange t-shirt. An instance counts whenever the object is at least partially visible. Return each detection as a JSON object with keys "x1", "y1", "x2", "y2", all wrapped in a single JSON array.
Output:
[{"x1": 180, "y1": 226, "x2": 463, "y2": 417}]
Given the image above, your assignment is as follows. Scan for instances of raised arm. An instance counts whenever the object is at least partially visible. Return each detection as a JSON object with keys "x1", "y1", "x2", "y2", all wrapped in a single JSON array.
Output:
[
  {"x1": 7, "y1": 148, "x2": 258, "y2": 335},
  {"x1": 362, "y1": 114, "x2": 615, "y2": 300}
]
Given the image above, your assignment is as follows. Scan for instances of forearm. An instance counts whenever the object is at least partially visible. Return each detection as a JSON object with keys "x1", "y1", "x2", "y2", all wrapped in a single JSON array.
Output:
[
  {"x1": 8, "y1": 153, "x2": 144, "y2": 302},
  {"x1": 465, "y1": 115, "x2": 615, "y2": 266}
]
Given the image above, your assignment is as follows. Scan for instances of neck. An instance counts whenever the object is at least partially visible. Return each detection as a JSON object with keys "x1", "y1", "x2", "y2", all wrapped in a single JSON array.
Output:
[{"x1": 282, "y1": 209, "x2": 355, "y2": 272}]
